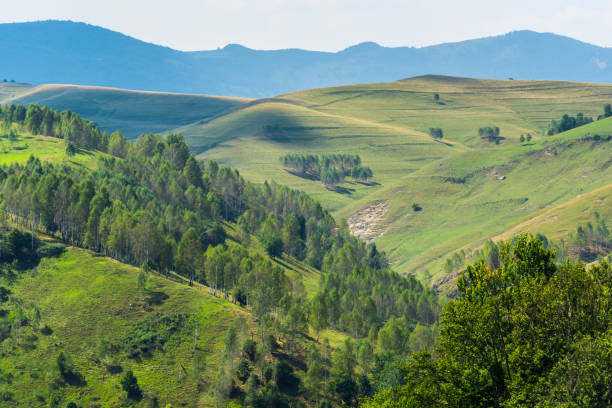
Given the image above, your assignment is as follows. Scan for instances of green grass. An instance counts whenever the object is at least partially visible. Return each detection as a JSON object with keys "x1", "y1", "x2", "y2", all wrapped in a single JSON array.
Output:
[
  {"x1": 0, "y1": 131, "x2": 107, "y2": 168},
  {"x1": 2, "y1": 84, "x2": 251, "y2": 139},
  {"x1": 1, "y1": 247, "x2": 243, "y2": 407},
  {"x1": 0, "y1": 82, "x2": 33, "y2": 101},
  {"x1": 182, "y1": 76, "x2": 612, "y2": 280}
]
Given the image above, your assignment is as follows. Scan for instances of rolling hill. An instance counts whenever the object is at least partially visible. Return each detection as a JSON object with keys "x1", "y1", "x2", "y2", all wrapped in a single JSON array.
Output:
[
  {"x1": 186, "y1": 76, "x2": 612, "y2": 280},
  {"x1": 0, "y1": 83, "x2": 250, "y2": 139},
  {"x1": 0, "y1": 125, "x2": 365, "y2": 406},
  {"x1": 1, "y1": 20, "x2": 610, "y2": 97}
]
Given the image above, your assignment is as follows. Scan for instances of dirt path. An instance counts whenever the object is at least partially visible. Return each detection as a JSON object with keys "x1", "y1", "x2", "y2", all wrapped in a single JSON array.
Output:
[{"x1": 347, "y1": 200, "x2": 390, "y2": 243}]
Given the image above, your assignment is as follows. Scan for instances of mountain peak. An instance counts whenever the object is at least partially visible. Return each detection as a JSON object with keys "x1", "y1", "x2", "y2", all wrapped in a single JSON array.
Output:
[{"x1": 341, "y1": 41, "x2": 383, "y2": 52}]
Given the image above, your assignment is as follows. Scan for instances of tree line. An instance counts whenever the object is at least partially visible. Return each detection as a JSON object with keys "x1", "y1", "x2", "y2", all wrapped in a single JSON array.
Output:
[
  {"x1": 280, "y1": 153, "x2": 373, "y2": 185},
  {"x1": 0, "y1": 103, "x2": 115, "y2": 151},
  {"x1": 547, "y1": 112, "x2": 593, "y2": 135}
]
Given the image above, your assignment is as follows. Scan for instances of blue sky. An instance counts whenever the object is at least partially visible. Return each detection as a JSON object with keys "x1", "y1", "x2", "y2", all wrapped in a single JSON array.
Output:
[{"x1": 2, "y1": 0, "x2": 611, "y2": 51}]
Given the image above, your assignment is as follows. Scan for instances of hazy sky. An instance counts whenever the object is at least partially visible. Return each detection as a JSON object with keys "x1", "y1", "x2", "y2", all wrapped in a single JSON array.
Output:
[{"x1": 2, "y1": 0, "x2": 611, "y2": 51}]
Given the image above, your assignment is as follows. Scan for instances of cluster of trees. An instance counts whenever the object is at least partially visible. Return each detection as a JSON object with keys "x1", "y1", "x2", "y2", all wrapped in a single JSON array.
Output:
[
  {"x1": 428, "y1": 128, "x2": 443, "y2": 139},
  {"x1": 280, "y1": 153, "x2": 373, "y2": 184},
  {"x1": 478, "y1": 126, "x2": 502, "y2": 143},
  {"x1": 364, "y1": 234, "x2": 612, "y2": 407},
  {"x1": 0, "y1": 103, "x2": 112, "y2": 150},
  {"x1": 598, "y1": 103, "x2": 612, "y2": 120},
  {"x1": 547, "y1": 112, "x2": 593, "y2": 135},
  {"x1": 519, "y1": 133, "x2": 532, "y2": 143},
  {"x1": 314, "y1": 237, "x2": 439, "y2": 339},
  {"x1": 568, "y1": 213, "x2": 611, "y2": 261},
  {"x1": 280, "y1": 153, "x2": 320, "y2": 174}
]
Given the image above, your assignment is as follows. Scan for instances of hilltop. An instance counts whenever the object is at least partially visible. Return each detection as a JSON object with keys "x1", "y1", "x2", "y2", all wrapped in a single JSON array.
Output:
[
  {"x1": 0, "y1": 83, "x2": 249, "y2": 139},
  {"x1": 1, "y1": 20, "x2": 610, "y2": 97}
]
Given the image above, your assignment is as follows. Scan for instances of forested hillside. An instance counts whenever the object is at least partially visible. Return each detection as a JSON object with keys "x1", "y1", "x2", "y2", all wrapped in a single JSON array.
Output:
[
  {"x1": 363, "y1": 234, "x2": 611, "y2": 407},
  {"x1": 0, "y1": 104, "x2": 440, "y2": 407}
]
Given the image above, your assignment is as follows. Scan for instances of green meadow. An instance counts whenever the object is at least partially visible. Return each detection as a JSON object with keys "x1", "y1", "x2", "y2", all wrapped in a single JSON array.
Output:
[
  {"x1": 184, "y1": 76, "x2": 612, "y2": 280},
  {"x1": 1, "y1": 247, "x2": 241, "y2": 407},
  {"x1": 0, "y1": 132, "x2": 105, "y2": 168}
]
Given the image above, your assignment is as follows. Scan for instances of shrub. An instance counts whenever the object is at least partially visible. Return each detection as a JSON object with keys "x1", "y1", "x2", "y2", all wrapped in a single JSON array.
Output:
[
  {"x1": 36, "y1": 243, "x2": 66, "y2": 258},
  {"x1": 121, "y1": 370, "x2": 142, "y2": 400}
]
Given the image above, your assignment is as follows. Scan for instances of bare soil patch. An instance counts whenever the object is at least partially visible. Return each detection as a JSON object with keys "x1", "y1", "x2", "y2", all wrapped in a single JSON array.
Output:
[{"x1": 347, "y1": 200, "x2": 390, "y2": 243}]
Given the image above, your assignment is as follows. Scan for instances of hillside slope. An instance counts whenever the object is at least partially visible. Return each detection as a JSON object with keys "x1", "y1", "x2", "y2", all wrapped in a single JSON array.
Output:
[
  {"x1": 189, "y1": 77, "x2": 612, "y2": 277},
  {"x1": 1, "y1": 246, "x2": 241, "y2": 407},
  {"x1": 1, "y1": 83, "x2": 250, "y2": 139},
  {"x1": 1, "y1": 21, "x2": 610, "y2": 97}
]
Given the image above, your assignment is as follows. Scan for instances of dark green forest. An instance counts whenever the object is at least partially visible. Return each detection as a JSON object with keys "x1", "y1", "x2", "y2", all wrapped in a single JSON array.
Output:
[{"x1": 363, "y1": 234, "x2": 611, "y2": 407}]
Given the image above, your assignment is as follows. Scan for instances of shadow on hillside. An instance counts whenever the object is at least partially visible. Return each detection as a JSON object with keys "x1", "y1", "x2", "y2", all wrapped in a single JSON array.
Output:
[
  {"x1": 145, "y1": 290, "x2": 169, "y2": 306},
  {"x1": 432, "y1": 138, "x2": 456, "y2": 147},
  {"x1": 272, "y1": 257, "x2": 298, "y2": 273},
  {"x1": 353, "y1": 180, "x2": 380, "y2": 186},
  {"x1": 282, "y1": 167, "x2": 320, "y2": 181},
  {"x1": 63, "y1": 371, "x2": 87, "y2": 387},
  {"x1": 325, "y1": 185, "x2": 354, "y2": 195}
]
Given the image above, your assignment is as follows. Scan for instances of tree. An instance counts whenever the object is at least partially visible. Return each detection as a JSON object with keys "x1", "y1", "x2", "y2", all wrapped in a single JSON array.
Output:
[
  {"x1": 519, "y1": 134, "x2": 525, "y2": 143},
  {"x1": 183, "y1": 156, "x2": 203, "y2": 188},
  {"x1": 310, "y1": 293, "x2": 329, "y2": 341},
  {"x1": 108, "y1": 131, "x2": 128, "y2": 158},
  {"x1": 176, "y1": 228, "x2": 203, "y2": 285},
  {"x1": 429, "y1": 128, "x2": 443, "y2": 139},
  {"x1": 262, "y1": 234, "x2": 283, "y2": 258},
  {"x1": 121, "y1": 370, "x2": 142, "y2": 400},
  {"x1": 137, "y1": 267, "x2": 147, "y2": 295},
  {"x1": 526, "y1": 133, "x2": 532, "y2": 142},
  {"x1": 65, "y1": 141, "x2": 77, "y2": 158},
  {"x1": 244, "y1": 373, "x2": 260, "y2": 407},
  {"x1": 407, "y1": 324, "x2": 434, "y2": 353},
  {"x1": 282, "y1": 213, "x2": 303, "y2": 258},
  {"x1": 433, "y1": 93, "x2": 440, "y2": 102}
]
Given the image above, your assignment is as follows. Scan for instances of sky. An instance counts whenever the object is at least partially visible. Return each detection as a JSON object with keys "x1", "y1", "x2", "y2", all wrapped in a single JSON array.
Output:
[{"x1": 1, "y1": 0, "x2": 611, "y2": 51}]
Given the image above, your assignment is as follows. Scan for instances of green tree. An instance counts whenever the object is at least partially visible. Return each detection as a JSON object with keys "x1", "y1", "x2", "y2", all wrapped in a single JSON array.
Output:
[
  {"x1": 429, "y1": 128, "x2": 443, "y2": 139},
  {"x1": 310, "y1": 293, "x2": 329, "y2": 341},
  {"x1": 121, "y1": 370, "x2": 142, "y2": 400},
  {"x1": 65, "y1": 141, "x2": 77, "y2": 158},
  {"x1": 176, "y1": 228, "x2": 203, "y2": 285},
  {"x1": 108, "y1": 130, "x2": 128, "y2": 158}
]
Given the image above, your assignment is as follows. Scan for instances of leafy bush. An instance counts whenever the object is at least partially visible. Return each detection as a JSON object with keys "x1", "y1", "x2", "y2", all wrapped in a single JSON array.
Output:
[
  {"x1": 121, "y1": 370, "x2": 142, "y2": 400},
  {"x1": 36, "y1": 243, "x2": 66, "y2": 258},
  {"x1": 119, "y1": 313, "x2": 189, "y2": 359}
]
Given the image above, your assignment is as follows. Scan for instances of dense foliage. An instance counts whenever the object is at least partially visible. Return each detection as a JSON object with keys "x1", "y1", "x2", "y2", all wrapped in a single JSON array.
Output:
[
  {"x1": 0, "y1": 103, "x2": 112, "y2": 151},
  {"x1": 547, "y1": 112, "x2": 593, "y2": 135},
  {"x1": 364, "y1": 234, "x2": 612, "y2": 408},
  {"x1": 0, "y1": 107, "x2": 439, "y2": 401},
  {"x1": 428, "y1": 128, "x2": 443, "y2": 139},
  {"x1": 478, "y1": 126, "x2": 502, "y2": 143},
  {"x1": 280, "y1": 153, "x2": 373, "y2": 184}
]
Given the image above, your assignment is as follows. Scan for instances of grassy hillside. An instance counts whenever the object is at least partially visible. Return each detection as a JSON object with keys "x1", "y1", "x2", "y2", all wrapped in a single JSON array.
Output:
[
  {"x1": 1, "y1": 246, "x2": 242, "y2": 407},
  {"x1": 0, "y1": 132, "x2": 107, "y2": 168},
  {"x1": 1, "y1": 83, "x2": 250, "y2": 139},
  {"x1": 0, "y1": 82, "x2": 32, "y2": 101},
  {"x1": 184, "y1": 76, "x2": 612, "y2": 278}
]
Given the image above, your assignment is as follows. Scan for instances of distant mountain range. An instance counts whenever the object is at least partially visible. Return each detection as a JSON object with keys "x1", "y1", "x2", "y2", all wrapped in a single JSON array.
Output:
[{"x1": 1, "y1": 20, "x2": 611, "y2": 97}]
